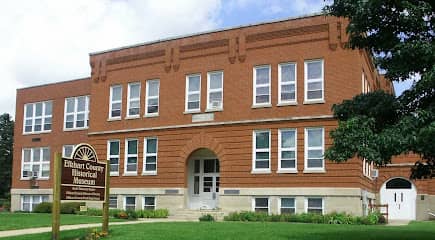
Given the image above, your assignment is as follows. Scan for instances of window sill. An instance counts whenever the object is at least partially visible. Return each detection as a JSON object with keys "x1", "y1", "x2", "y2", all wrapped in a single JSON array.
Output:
[
  {"x1": 277, "y1": 102, "x2": 297, "y2": 107},
  {"x1": 20, "y1": 177, "x2": 49, "y2": 181},
  {"x1": 277, "y1": 169, "x2": 298, "y2": 174},
  {"x1": 22, "y1": 131, "x2": 52, "y2": 136},
  {"x1": 251, "y1": 104, "x2": 272, "y2": 109},
  {"x1": 144, "y1": 114, "x2": 159, "y2": 118},
  {"x1": 303, "y1": 169, "x2": 326, "y2": 173},
  {"x1": 142, "y1": 172, "x2": 157, "y2": 176},
  {"x1": 110, "y1": 172, "x2": 119, "y2": 177},
  {"x1": 107, "y1": 117, "x2": 121, "y2": 122},
  {"x1": 122, "y1": 173, "x2": 138, "y2": 176},
  {"x1": 184, "y1": 110, "x2": 201, "y2": 115},
  {"x1": 303, "y1": 100, "x2": 325, "y2": 105},
  {"x1": 251, "y1": 170, "x2": 272, "y2": 174},
  {"x1": 63, "y1": 127, "x2": 88, "y2": 132},
  {"x1": 205, "y1": 108, "x2": 223, "y2": 113},
  {"x1": 125, "y1": 116, "x2": 140, "y2": 120}
]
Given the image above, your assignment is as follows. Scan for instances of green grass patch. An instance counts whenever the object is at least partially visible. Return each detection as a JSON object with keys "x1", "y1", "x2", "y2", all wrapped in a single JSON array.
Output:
[
  {"x1": 0, "y1": 213, "x2": 126, "y2": 231},
  {"x1": 4, "y1": 221, "x2": 435, "y2": 240}
]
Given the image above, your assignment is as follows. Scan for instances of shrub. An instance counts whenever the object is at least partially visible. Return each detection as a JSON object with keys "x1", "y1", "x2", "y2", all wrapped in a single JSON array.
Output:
[
  {"x1": 199, "y1": 214, "x2": 215, "y2": 222},
  {"x1": 61, "y1": 202, "x2": 85, "y2": 214},
  {"x1": 33, "y1": 202, "x2": 52, "y2": 213},
  {"x1": 136, "y1": 209, "x2": 169, "y2": 218}
]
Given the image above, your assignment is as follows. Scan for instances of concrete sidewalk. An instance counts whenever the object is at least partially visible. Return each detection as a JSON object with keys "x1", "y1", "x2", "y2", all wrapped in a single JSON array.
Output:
[{"x1": 0, "y1": 218, "x2": 192, "y2": 238}]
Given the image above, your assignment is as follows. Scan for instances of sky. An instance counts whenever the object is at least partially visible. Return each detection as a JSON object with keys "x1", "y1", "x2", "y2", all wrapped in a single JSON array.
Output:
[{"x1": 1, "y1": 0, "x2": 412, "y2": 118}]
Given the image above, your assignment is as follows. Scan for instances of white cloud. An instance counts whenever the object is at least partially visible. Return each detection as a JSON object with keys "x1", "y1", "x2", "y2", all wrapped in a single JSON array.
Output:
[{"x1": 0, "y1": 0, "x2": 222, "y2": 117}]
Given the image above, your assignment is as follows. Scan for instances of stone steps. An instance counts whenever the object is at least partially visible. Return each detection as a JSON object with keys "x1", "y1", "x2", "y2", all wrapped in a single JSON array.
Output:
[{"x1": 169, "y1": 209, "x2": 226, "y2": 221}]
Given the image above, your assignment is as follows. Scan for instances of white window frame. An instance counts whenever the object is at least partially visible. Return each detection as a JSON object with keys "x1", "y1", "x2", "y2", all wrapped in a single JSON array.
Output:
[
  {"x1": 143, "y1": 137, "x2": 158, "y2": 175},
  {"x1": 124, "y1": 196, "x2": 136, "y2": 210},
  {"x1": 21, "y1": 147, "x2": 50, "y2": 180},
  {"x1": 278, "y1": 197, "x2": 296, "y2": 214},
  {"x1": 252, "y1": 197, "x2": 270, "y2": 214},
  {"x1": 21, "y1": 195, "x2": 49, "y2": 212},
  {"x1": 185, "y1": 74, "x2": 201, "y2": 113},
  {"x1": 278, "y1": 129, "x2": 297, "y2": 173},
  {"x1": 107, "y1": 140, "x2": 120, "y2": 176},
  {"x1": 304, "y1": 127, "x2": 325, "y2": 172},
  {"x1": 362, "y1": 72, "x2": 371, "y2": 94},
  {"x1": 206, "y1": 71, "x2": 223, "y2": 111},
  {"x1": 109, "y1": 195, "x2": 118, "y2": 209},
  {"x1": 23, "y1": 101, "x2": 53, "y2": 134},
  {"x1": 124, "y1": 139, "x2": 138, "y2": 176},
  {"x1": 143, "y1": 196, "x2": 156, "y2": 210},
  {"x1": 278, "y1": 62, "x2": 297, "y2": 105},
  {"x1": 145, "y1": 79, "x2": 160, "y2": 117},
  {"x1": 127, "y1": 82, "x2": 141, "y2": 118},
  {"x1": 305, "y1": 197, "x2": 324, "y2": 214},
  {"x1": 304, "y1": 59, "x2": 324, "y2": 103},
  {"x1": 363, "y1": 158, "x2": 373, "y2": 179},
  {"x1": 64, "y1": 95, "x2": 90, "y2": 130},
  {"x1": 253, "y1": 65, "x2": 271, "y2": 107},
  {"x1": 252, "y1": 130, "x2": 271, "y2": 174},
  {"x1": 109, "y1": 85, "x2": 122, "y2": 119},
  {"x1": 62, "y1": 145, "x2": 75, "y2": 158}
]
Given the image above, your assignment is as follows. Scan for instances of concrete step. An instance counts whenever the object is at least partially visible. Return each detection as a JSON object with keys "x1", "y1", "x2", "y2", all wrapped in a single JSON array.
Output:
[{"x1": 169, "y1": 209, "x2": 225, "y2": 221}]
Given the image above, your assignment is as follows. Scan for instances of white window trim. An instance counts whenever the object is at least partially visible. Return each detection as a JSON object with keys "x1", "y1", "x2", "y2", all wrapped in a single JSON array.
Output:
[
  {"x1": 185, "y1": 74, "x2": 201, "y2": 113},
  {"x1": 143, "y1": 196, "x2": 156, "y2": 210},
  {"x1": 253, "y1": 65, "x2": 271, "y2": 107},
  {"x1": 278, "y1": 197, "x2": 296, "y2": 214},
  {"x1": 21, "y1": 147, "x2": 50, "y2": 180},
  {"x1": 252, "y1": 130, "x2": 271, "y2": 174},
  {"x1": 363, "y1": 158, "x2": 373, "y2": 179},
  {"x1": 109, "y1": 85, "x2": 122, "y2": 120},
  {"x1": 304, "y1": 127, "x2": 325, "y2": 173},
  {"x1": 304, "y1": 59, "x2": 324, "y2": 104},
  {"x1": 278, "y1": 62, "x2": 297, "y2": 105},
  {"x1": 23, "y1": 101, "x2": 53, "y2": 134},
  {"x1": 62, "y1": 145, "x2": 75, "y2": 158},
  {"x1": 107, "y1": 140, "x2": 120, "y2": 176},
  {"x1": 109, "y1": 195, "x2": 118, "y2": 209},
  {"x1": 124, "y1": 139, "x2": 138, "y2": 176},
  {"x1": 123, "y1": 196, "x2": 136, "y2": 210},
  {"x1": 63, "y1": 95, "x2": 90, "y2": 131},
  {"x1": 251, "y1": 197, "x2": 270, "y2": 214},
  {"x1": 305, "y1": 197, "x2": 324, "y2": 214},
  {"x1": 144, "y1": 79, "x2": 160, "y2": 117},
  {"x1": 21, "y1": 195, "x2": 49, "y2": 212},
  {"x1": 143, "y1": 137, "x2": 158, "y2": 175},
  {"x1": 277, "y1": 129, "x2": 297, "y2": 173},
  {"x1": 206, "y1": 71, "x2": 224, "y2": 111},
  {"x1": 127, "y1": 82, "x2": 141, "y2": 118}
]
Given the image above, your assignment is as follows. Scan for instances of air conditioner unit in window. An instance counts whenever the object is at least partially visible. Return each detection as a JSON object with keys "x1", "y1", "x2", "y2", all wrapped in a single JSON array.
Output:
[
  {"x1": 32, "y1": 171, "x2": 39, "y2": 178},
  {"x1": 211, "y1": 101, "x2": 221, "y2": 108},
  {"x1": 371, "y1": 169, "x2": 379, "y2": 178},
  {"x1": 22, "y1": 170, "x2": 32, "y2": 178}
]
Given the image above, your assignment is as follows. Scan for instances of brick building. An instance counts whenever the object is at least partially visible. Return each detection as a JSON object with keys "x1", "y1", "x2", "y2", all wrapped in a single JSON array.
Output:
[{"x1": 11, "y1": 14, "x2": 434, "y2": 220}]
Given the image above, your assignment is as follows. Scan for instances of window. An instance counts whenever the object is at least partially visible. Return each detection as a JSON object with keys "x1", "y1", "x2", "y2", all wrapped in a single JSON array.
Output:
[
  {"x1": 304, "y1": 59, "x2": 324, "y2": 102},
  {"x1": 23, "y1": 101, "x2": 52, "y2": 133},
  {"x1": 109, "y1": 85, "x2": 122, "y2": 119},
  {"x1": 64, "y1": 96, "x2": 90, "y2": 130},
  {"x1": 280, "y1": 198, "x2": 296, "y2": 214},
  {"x1": 304, "y1": 127, "x2": 325, "y2": 171},
  {"x1": 143, "y1": 196, "x2": 156, "y2": 210},
  {"x1": 363, "y1": 158, "x2": 373, "y2": 178},
  {"x1": 306, "y1": 198, "x2": 323, "y2": 214},
  {"x1": 253, "y1": 197, "x2": 269, "y2": 213},
  {"x1": 124, "y1": 139, "x2": 138, "y2": 175},
  {"x1": 21, "y1": 195, "x2": 49, "y2": 212},
  {"x1": 127, "y1": 82, "x2": 141, "y2": 117},
  {"x1": 22, "y1": 147, "x2": 50, "y2": 179},
  {"x1": 145, "y1": 79, "x2": 159, "y2": 116},
  {"x1": 279, "y1": 63, "x2": 297, "y2": 104},
  {"x1": 109, "y1": 195, "x2": 118, "y2": 209},
  {"x1": 143, "y1": 137, "x2": 158, "y2": 174},
  {"x1": 362, "y1": 72, "x2": 370, "y2": 93},
  {"x1": 278, "y1": 129, "x2": 297, "y2": 172},
  {"x1": 185, "y1": 74, "x2": 201, "y2": 112},
  {"x1": 253, "y1": 65, "x2": 271, "y2": 106},
  {"x1": 62, "y1": 145, "x2": 75, "y2": 158},
  {"x1": 207, "y1": 71, "x2": 223, "y2": 110},
  {"x1": 252, "y1": 130, "x2": 270, "y2": 173},
  {"x1": 124, "y1": 196, "x2": 136, "y2": 210},
  {"x1": 107, "y1": 140, "x2": 120, "y2": 175}
]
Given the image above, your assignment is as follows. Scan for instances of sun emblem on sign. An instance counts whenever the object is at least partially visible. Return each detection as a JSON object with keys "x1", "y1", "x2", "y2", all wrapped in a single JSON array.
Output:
[{"x1": 72, "y1": 144, "x2": 98, "y2": 162}]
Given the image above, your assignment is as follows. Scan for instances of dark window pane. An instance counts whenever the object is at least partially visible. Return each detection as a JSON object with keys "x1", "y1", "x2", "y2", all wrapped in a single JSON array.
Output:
[{"x1": 255, "y1": 160, "x2": 269, "y2": 169}]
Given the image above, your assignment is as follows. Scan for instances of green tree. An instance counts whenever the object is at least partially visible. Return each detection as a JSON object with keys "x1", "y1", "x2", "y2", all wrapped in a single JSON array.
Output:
[
  {"x1": 323, "y1": 0, "x2": 434, "y2": 178},
  {"x1": 0, "y1": 113, "x2": 14, "y2": 199}
]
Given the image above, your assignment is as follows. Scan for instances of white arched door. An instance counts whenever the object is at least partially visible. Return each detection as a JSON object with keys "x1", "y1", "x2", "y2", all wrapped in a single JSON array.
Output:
[{"x1": 380, "y1": 178, "x2": 416, "y2": 220}]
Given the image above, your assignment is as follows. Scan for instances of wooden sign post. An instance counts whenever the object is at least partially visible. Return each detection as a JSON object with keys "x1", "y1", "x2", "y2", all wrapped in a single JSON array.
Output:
[{"x1": 52, "y1": 144, "x2": 109, "y2": 240}]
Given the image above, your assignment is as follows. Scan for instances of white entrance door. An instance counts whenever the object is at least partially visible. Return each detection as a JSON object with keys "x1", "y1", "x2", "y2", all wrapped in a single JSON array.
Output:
[
  {"x1": 190, "y1": 159, "x2": 220, "y2": 209},
  {"x1": 380, "y1": 178, "x2": 416, "y2": 220}
]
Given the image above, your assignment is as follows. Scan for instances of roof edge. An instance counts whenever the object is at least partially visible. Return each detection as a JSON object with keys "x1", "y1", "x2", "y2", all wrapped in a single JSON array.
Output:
[{"x1": 17, "y1": 77, "x2": 90, "y2": 91}]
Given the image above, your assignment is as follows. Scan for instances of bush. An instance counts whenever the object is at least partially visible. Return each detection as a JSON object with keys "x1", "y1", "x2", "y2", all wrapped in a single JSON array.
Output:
[
  {"x1": 199, "y1": 214, "x2": 215, "y2": 222},
  {"x1": 61, "y1": 202, "x2": 85, "y2": 214},
  {"x1": 76, "y1": 208, "x2": 103, "y2": 216},
  {"x1": 33, "y1": 202, "x2": 52, "y2": 213},
  {"x1": 136, "y1": 209, "x2": 169, "y2": 218}
]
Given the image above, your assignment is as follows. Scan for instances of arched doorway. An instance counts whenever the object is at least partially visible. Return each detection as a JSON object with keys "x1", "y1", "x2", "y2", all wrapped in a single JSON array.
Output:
[
  {"x1": 380, "y1": 177, "x2": 416, "y2": 220},
  {"x1": 186, "y1": 148, "x2": 220, "y2": 209}
]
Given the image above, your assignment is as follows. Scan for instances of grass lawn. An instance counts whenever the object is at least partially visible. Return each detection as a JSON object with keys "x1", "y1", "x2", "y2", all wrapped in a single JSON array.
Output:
[
  {"x1": 0, "y1": 213, "x2": 126, "y2": 231},
  {"x1": 4, "y1": 221, "x2": 435, "y2": 240}
]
